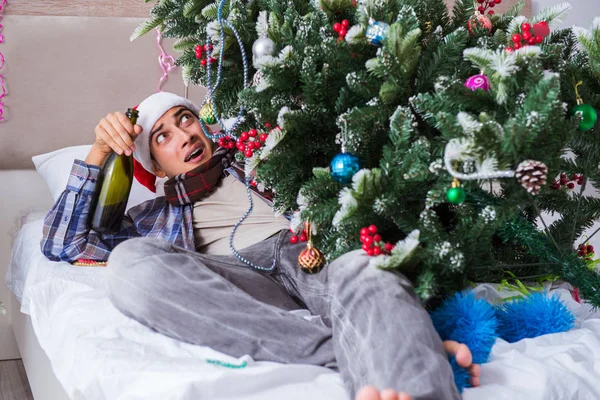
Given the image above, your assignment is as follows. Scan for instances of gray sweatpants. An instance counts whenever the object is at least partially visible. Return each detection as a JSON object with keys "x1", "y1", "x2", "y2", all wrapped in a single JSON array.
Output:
[{"x1": 106, "y1": 230, "x2": 459, "y2": 399}]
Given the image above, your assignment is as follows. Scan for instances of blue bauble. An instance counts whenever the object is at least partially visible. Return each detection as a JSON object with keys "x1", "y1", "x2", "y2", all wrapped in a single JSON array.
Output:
[
  {"x1": 330, "y1": 152, "x2": 360, "y2": 184},
  {"x1": 365, "y1": 20, "x2": 389, "y2": 46}
]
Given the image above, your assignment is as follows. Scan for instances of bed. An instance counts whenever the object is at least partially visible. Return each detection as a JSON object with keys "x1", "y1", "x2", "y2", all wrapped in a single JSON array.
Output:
[{"x1": 5, "y1": 204, "x2": 600, "y2": 400}]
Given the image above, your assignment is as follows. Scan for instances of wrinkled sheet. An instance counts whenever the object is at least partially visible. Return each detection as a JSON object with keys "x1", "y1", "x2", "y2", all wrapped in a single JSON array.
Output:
[{"x1": 7, "y1": 217, "x2": 600, "y2": 400}]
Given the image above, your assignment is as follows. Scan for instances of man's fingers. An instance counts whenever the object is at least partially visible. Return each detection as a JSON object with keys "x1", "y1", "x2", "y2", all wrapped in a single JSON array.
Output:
[
  {"x1": 355, "y1": 386, "x2": 381, "y2": 400},
  {"x1": 381, "y1": 389, "x2": 400, "y2": 400},
  {"x1": 109, "y1": 113, "x2": 136, "y2": 151},
  {"x1": 133, "y1": 124, "x2": 143, "y2": 136},
  {"x1": 99, "y1": 119, "x2": 130, "y2": 155}
]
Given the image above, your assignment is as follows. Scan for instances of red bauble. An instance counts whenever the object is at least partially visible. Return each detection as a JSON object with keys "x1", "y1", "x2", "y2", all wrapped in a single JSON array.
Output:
[
  {"x1": 366, "y1": 248, "x2": 375, "y2": 256},
  {"x1": 373, "y1": 234, "x2": 382, "y2": 242},
  {"x1": 568, "y1": 182, "x2": 575, "y2": 189},
  {"x1": 488, "y1": 10, "x2": 494, "y2": 15},
  {"x1": 259, "y1": 133, "x2": 268, "y2": 142},
  {"x1": 528, "y1": 37, "x2": 536, "y2": 45},
  {"x1": 523, "y1": 31, "x2": 532, "y2": 41},
  {"x1": 244, "y1": 149, "x2": 254, "y2": 158},
  {"x1": 494, "y1": 0, "x2": 502, "y2": 3},
  {"x1": 254, "y1": 141, "x2": 262, "y2": 149},
  {"x1": 505, "y1": 46, "x2": 514, "y2": 52},
  {"x1": 290, "y1": 236, "x2": 299, "y2": 244},
  {"x1": 333, "y1": 22, "x2": 341, "y2": 33},
  {"x1": 522, "y1": 23, "x2": 531, "y2": 31},
  {"x1": 341, "y1": 19, "x2": 350, "y2": 28},
  {"x1": 478, "y1": 6, "x2": 485, "y2": 13},
  {"x1": 265, "y1": 122, "x2": 271, "y2": 128},
  {"x1": 535, "y1": 35, "x2": 544, "y2": 44},
  {"x1": 514, "y1": 42, "x2": 522, "y2": 50},
  {"x1": 300, "y1": 234, "x2": 308, "y2": 242},
  {"x1": 532, "y1": 22, "x2": 550, "y2": 38},
  {"x1": 467, "y1": 14, "x2": 493, "y2": 35},
  {"x1": 338, "y1": 28, "x2": 347, "y2": 37},
  {"x1": 249, "y1": 129, "x2": 258, "y2": 137},
  {"x1": 360, "y1": 227, "x2": 369, "y2": 236},
  {"x1": 373, "y1": 247, "x2": 383, "y2": 256},
  {"x1": 368, "y1": 225, "x2": 378, "y2": 234},
  {"x1": 363, "y1": 236, "x2": 373, "y2": 246},
  {"x1": 362, "y1": 243, "x2": 370, "y2": 252},
  {"x1": 488, "y1": 2, "x2": 495, "y2": 7},
  {"x1": 512, "y1": 33, "x2": 521, "y2": 43},
  {"x1": 200, "y1": 59, "x2": 207, "y2": 66}
]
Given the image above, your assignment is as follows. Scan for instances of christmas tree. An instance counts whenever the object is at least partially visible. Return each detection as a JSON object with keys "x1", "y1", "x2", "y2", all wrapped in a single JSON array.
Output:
[{"x1": 133, "y1": 0, "x2": 600, "y2": 306}]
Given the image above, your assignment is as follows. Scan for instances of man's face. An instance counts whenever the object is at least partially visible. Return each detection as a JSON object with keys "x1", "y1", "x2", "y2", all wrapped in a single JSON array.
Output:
[{"x1": 148, "y1": 106, "x2": 215, "y2": 178}]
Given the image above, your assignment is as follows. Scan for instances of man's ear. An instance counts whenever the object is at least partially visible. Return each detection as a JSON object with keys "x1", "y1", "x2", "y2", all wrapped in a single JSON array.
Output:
[{"x1": 152, "y1": 159, "x2": 167, "y2": 178}]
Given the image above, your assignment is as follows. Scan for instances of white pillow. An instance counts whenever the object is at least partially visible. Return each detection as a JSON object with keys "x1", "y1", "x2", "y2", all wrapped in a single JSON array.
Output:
[{"x1": 32, "y1": 145, "x2": 160, "y2": 211}]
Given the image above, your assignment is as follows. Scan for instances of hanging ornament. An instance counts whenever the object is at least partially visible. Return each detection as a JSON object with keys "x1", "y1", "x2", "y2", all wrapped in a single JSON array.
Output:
[
  {"x1": 515, "y1": 160, "x2": 547, "y2": 195},
  {"x1": 464, "y1": 74, "x2": 491, "y2": 91},
  {"x1": 531, "y1": 21, "x2": 551, "y2": 38},
  {"x1": 297, "y1": 221, "x2": 325, "y2": 274},
  {"x1": 467, "y1": 12, "x2": 493, "y2": 35},
  {"x1": 366, "y1": 18, "x2": 389, "y2": 47},
  {"x1": 330, "y1": 152, "x2": 360, "y2": 183},
  {"x1": 447, "y1": 177, "x2": 466, "y2": 204},
  {"x1": 330, "y1": 118, "x2": 361, "y2": 183},
  {"x1": 199, "y1": 101, "x2": 218, "y2": 124},
  {"x1": 252, "y1": 37, "x2": 276, "y2": 59},
  {"x1": 570, "y1": 81, "x2": 598, "y2": 131}
]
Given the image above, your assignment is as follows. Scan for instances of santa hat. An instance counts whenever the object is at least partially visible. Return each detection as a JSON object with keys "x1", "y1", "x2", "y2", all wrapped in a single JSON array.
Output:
[{"x1": 132, "y1": 92, "x2": 200, "y2": 192}]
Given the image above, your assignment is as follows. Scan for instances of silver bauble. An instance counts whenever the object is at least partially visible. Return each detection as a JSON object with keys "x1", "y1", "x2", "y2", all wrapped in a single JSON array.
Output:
[{"x1": 252, "y1": 37, "x2": 276, "y2": 58}]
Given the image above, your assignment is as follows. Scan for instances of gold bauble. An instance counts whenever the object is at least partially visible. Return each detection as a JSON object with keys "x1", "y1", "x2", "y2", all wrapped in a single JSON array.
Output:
[{"x1": 298, "y1": 245, "x2": 326, "y2": 274}]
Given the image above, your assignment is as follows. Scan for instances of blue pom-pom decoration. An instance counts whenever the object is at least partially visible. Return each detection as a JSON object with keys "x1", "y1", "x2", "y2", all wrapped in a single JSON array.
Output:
[
  {"x1": 330, "y1": 152, "x2": 360, "y2": 184},
  {"x1": 495, "y1": 292, "x2": 575, "y2": 343},
  {"x1": 430, "y1": 291, "x2": 499, "y2": 392}
]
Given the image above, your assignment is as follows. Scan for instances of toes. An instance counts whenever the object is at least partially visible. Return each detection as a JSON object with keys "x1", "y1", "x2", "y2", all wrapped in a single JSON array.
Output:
[
  {"x1": 443, "y1": 340, "x2": 473, "y2": 368},
  {"x1": 356, "y1": 386, "x2": 381, "y2": 400},
  {"x1": 381, "y1": 389, "x2": 400, "y2": 400},
  {"x1": 469, "y1": 364, "x2": 482, "y2": 387}
]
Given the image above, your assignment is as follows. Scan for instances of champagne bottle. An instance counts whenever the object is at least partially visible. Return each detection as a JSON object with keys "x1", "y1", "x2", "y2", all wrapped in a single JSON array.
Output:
[{"x1": 90, "y1": 108, "x2": 139, "y2": 234}]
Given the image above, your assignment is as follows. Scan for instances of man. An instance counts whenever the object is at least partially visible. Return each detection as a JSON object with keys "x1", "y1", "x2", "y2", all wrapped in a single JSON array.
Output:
[{"x1": 42, "y1": 92, "x2": 480, "y2": 400}]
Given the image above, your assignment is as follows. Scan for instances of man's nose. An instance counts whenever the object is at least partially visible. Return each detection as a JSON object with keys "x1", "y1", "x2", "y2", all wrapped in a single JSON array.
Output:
[{"x1": 178, "y1": 129, "x2": 198, "y2": 148}]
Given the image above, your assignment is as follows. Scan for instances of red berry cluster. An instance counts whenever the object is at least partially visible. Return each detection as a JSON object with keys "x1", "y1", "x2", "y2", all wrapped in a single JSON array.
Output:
[
  {"x1": 235, "y1": 124, "x2": 273, "y2": 158},
  {"x1": 360, "y1": 225, "x2": 394, "y2": 256},
  {"x1": 577, "y1": 243, "x2": 595, "y2": 260},
  {"x1": 290, "y1": 227, "x2": 309, "y2": 244},
  {"x1": 506, "y1": 22, "x2": 547, "y2": 52},
  {"x1": 476, "y1": 0, "x2": 501, "y2": 15},
  {"x1": 195, "y1": 44, "x2": 216, "y2": 66},
  {"x1": 332, "y1": 19, "x2": 350, "y2": 39},
  {"x1": 552, "y1": 173, "x2": 584, "y2": 190},
  {"x1": 218, "y1": 136, "x2": 236, "y2": 149}
]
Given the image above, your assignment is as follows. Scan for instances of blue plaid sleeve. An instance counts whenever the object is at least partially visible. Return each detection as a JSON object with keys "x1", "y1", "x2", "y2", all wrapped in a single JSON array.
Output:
[{"x1": 41, "y1": 160, "x2": 141, "y2": 262}]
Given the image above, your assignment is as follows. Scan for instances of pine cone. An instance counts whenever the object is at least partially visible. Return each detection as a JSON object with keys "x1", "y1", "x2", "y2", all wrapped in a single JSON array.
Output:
[{"x1": 515, "y1": 160, "x2": 548, "y2": 195}]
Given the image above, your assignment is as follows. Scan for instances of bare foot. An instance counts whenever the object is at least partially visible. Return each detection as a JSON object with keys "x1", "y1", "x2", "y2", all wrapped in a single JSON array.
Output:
[
  {"x1": 354, "y1": 340, "x2": 481, "y2": 400},
  {"x1": 443, "y1": 340, "x2": 481, "y2": 387},
  {"x1": 355, "y1": 386, "x2": 412, "y2": 400}
]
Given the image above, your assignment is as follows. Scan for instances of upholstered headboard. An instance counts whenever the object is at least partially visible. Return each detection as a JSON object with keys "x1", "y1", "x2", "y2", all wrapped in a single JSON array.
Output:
[
  {"x1": 1, "y1": 0, "x2": 530, "y2": 169},
  {"x1": 1, "y1": 1, "x2": 209, "y2": 169}
]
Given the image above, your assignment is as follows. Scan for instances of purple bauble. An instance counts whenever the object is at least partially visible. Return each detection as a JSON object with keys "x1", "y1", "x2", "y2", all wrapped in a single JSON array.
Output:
[{"x1": 464, "y1": 74, "x2": 491, "y2": 92}]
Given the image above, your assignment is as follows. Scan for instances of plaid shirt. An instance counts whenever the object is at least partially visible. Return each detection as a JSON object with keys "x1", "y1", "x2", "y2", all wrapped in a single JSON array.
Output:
[{"x1": 41, "y1": 160, "x2": 195, "y2": 262}]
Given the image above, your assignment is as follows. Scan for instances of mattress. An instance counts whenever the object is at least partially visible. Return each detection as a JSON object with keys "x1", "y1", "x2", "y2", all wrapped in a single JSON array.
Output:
[{"x1": 6, "y1": 215, "x2": 600, "y2": 400}]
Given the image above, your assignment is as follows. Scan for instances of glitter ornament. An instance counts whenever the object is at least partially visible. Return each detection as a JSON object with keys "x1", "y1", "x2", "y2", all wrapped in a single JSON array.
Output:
[
  {"x1": 366, "y1": 19, "x2": 389, "y2": 46},
  {"x1": 297, "y1": 222, "x2": 325, "y2": 274},
  {"x1": 199, "y1": 102, "x2": 218, "y2": 124},
  {"x1": 467, "y1": 13, "x2": 492, "y2": 35},
  {"x1": 330, "y1": 152, "x2": 361, "y2": 184},
  {"x1": 464, "y1": 74, "x2": 491, "y2": 91}
]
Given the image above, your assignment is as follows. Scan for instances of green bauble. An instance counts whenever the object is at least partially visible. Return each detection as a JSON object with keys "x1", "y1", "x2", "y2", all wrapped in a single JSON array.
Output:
[
  {"x1": 447, "y1": 187, "x2": 466, "y2": 204},
  {"x1": 571, "y1": 103, "x2": 598, "y2": 131},
  {"x1": 199, "y1": 102, "x2": 218, "y2": 124}
]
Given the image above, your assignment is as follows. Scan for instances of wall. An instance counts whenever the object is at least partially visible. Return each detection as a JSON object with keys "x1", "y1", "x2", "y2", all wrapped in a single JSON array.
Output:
[{"x1": 532, "y1": 0, "x2": 600, "y2": 27}]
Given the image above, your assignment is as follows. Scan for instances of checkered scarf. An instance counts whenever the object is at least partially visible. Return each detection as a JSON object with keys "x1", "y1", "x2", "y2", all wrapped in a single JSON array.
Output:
[{"x1": 164, "y1": 146, "x2": 237, "y2": 206}]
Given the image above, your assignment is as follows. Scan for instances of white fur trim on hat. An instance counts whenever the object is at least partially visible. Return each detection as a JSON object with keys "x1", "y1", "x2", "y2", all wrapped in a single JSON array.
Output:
[{"x1": 133, "y1": 92, "x2": 200, "y2": 174}]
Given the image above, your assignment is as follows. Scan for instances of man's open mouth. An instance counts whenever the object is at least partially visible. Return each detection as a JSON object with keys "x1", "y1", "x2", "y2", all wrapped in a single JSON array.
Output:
[{"x1": 185, "y1": 145, "x2": 205, "y2": 162}]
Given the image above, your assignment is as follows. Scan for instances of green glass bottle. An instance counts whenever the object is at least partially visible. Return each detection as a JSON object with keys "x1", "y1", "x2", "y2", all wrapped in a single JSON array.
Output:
[{"x1": 90, "y1": 108, "x2": 139, "y2": 234}]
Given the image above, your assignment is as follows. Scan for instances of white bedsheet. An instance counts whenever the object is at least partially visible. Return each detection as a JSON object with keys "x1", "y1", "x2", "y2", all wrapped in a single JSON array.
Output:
[{"x1": 7, "y1": 217, "x2": 600, "y2": 400}]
